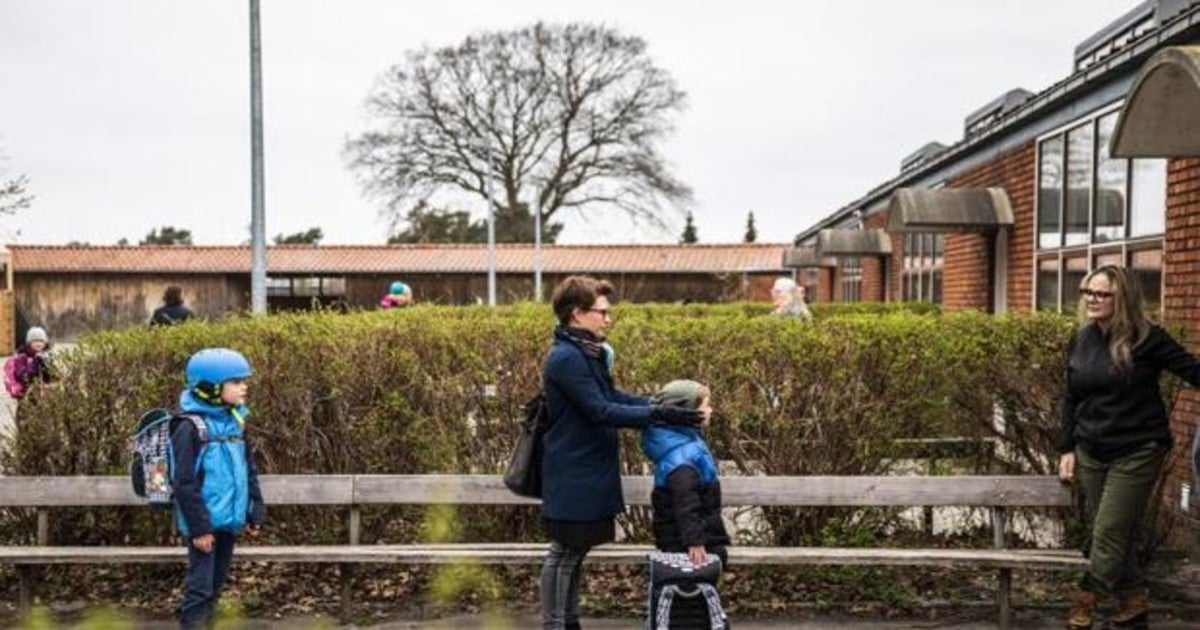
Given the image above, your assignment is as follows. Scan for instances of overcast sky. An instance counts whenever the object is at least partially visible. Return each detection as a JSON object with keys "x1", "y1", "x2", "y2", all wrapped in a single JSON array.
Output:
[{"x1": 0, "y1": 0, "x2": 1139, "y2": 246}]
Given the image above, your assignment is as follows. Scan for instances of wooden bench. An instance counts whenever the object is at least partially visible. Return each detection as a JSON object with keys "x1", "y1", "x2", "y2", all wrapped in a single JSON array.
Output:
[{"x1": 0, "y1": 474, "x2": 1084, "y2": 628}]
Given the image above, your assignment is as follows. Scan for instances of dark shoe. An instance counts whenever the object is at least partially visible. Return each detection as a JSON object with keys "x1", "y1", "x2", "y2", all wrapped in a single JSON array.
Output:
[
  {"x1": 1067, "y1": 589, "x2": 1098, "y2": 629},
  {"x1": 1113, "y1": 589, "x2": 1149, "y2": 628},
  {"x1": 565, "y1": 622, "x2": 581, "y2": 630}
]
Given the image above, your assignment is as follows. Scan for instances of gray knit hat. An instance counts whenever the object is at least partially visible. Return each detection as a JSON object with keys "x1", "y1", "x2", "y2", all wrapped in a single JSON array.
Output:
[
  {"x1": 25, "y1": 326, "x2": 48, "y2": 344},
  {"x1": 652, "y1": 379, "x2": 708, "y2": 410}
]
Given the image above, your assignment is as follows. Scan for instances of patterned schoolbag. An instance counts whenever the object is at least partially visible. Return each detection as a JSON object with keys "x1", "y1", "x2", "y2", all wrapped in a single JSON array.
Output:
[
  {"x1": 129, "y1": 408, "x2": 206, "y2": 507},
  {"x1": 646, "y1": 550, "x2": 728, "y2": 630}
]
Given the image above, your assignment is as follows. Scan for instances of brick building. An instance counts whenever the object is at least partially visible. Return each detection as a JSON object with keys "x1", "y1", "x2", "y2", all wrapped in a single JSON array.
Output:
[{"x1": 787, "y1": 2, "x2": 1200, "y2": 533}]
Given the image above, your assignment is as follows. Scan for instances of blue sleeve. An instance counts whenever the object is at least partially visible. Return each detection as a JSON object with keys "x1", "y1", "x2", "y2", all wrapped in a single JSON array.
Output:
[
  {"x1": 245, "y1": 436, "x2": 266, "y2": 526},
  {"x1": 611, "y1": 388, "x2": 651, "y2": 406},
  {"x1": 170, "y1": 420, "x2": 212, "y2": 537},
  {"x1": 547, "y1": 351, "x2": 652, "y2": 429}
]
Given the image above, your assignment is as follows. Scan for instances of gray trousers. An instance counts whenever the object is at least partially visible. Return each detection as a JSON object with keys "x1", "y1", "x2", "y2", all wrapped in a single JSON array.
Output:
[
  {"x1": 540, "y1": 540, "x2": 589, "y2": 629},
  {"x1": 1076, "y1": 442, "x2": 1166, "y2": 595}
]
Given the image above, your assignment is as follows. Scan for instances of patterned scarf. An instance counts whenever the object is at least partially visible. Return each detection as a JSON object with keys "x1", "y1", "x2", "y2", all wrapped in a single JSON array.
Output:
[{"x1": 557, "y1": 326, "x2": 606, "y2": 359}]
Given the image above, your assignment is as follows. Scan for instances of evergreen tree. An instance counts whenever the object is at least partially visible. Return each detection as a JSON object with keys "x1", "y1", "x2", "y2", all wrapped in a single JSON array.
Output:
[
  {"x1": 680, "y1": 212, "x2": 698, "y2": 244},
  {"x1": 744, "y1": 211, "x2": 758, "y2": 243}
]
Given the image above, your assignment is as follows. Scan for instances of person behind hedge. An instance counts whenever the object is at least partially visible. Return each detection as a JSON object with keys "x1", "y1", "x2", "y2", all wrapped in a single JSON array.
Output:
[
  {"x1": 172, "y1": 348, "x2": 266, "y2": 629},
  {"x1": 770, "y1": 277, "x2": 811, "y2": 320},
  {"x1": 10, "y1": 326, "x2": 54, "y2": 397},
  {"x1": 540, "y1": 275, "x2": 705, "y2": 630},
  {"x1": 380, "y1": 280, "x2": 413, "y2": 309},
  {"x1": 641, "y1": 380, "x2": 731, "y2": 569},
  {"x1": 1057, "y1": 265, "x2": 1200, "y2": 630},
  {"x1": 151, "y1": 285, "x2": 195, "y2": 326}
]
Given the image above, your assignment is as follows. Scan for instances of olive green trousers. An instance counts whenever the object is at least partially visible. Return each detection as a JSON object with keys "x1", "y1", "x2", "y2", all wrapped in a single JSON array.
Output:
[{"x1": 1075, "y1": 442, "x2": 1166, "y2": 594}]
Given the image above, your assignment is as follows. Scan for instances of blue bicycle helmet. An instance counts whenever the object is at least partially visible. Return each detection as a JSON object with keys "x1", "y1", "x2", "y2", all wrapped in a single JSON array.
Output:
[
  {"x1": 186, "y1": 348, "x2": 253, "y2": 390},
  {"x1": 389, "y1": 281, "x2": 409, "y2": 295}
]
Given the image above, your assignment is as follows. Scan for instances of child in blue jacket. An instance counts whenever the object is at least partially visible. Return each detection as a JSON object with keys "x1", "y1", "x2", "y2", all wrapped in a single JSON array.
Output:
[
  {"x1": 641, "y1": 380, "x2": 731, "y2": 568},
  {"x1": 171, "y1": 348, "x2": 266, "y2": 629}
]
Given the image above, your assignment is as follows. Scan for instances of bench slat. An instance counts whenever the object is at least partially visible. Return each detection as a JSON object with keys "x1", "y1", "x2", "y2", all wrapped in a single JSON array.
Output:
[
  {"x1": 0, "y1": 474, "x2": 1073, "y2": 508},
  {"x1": 0, "y1": 545, "x2": 1087, "y2": 570}
]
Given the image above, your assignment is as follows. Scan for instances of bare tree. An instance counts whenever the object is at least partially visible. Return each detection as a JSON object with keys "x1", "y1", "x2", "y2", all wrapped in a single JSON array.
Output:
[
  {"x1": 0, "y1": 147, "x2": 32, "y2": 215},
  {"x1": 344, "y1": 22, "x2": 692, "y2": 237}
]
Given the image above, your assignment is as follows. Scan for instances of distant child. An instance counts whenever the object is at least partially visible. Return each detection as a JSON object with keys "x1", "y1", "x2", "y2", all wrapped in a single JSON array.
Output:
[
  {"x1": 172, "y1": 348, "x2": 266, "y2": 629},
  {"x1": 5, "y1": 326, "x2": 54, "y2": 399},
  {"x1": 641, "y1": 380, "x2": 730, "y2": 567},
  {"x1": 380, "y1": 280, "x2": 413, "y2": 309}
]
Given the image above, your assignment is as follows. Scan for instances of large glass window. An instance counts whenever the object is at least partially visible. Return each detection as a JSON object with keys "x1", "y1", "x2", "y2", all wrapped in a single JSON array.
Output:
[
  {"x1": 1131, "y1": 159, "x2": 1166, "y2": 237},
  {"x1": 1038, "y1": 137, "x2": 1064, "y2": 249},
  {"x1": 1035, "y1": 106, "x2": 1166, "y2": 314},
  {"x1": 1130, "y1": 248, "x2": 1163, "y2": 312},
  {"x1": 901, "y1": 232, "x2": 944, "y2": 304},
  {"x1": 265, "y1": 276, "x2": 347, "y2": 297},
  {"x1": 840, "y1": 258, "x2": 862, "y2": 302},
  {"x1": 1037, "y1": 258, "x2": 1059, "y2": 312},
  {"x1": 1094, "y1": 113, "x2": 1127, "y2": 243},
  {"x1": 1064, "y1": 124, "x2": 1093, "y2": 246}
]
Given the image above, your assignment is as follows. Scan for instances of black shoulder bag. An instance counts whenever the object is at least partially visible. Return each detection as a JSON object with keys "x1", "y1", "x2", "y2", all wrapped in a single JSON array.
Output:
[{"x1": 503, "y1": 389, "x2": 549, "y2": 498}]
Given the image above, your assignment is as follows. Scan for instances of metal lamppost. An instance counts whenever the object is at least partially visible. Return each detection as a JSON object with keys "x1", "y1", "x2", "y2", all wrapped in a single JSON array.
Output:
[
  {"x1": 249, "y1": 0, "x2": 267, "y2": 314},
  {"x1": 484, "y1": 176, "x2": 497, "y2": 307}
]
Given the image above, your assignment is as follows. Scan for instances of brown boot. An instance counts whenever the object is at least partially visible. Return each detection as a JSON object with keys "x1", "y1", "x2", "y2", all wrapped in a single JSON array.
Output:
[
  {"x1": 1113, "y1": 589, "x2": 1149, "y2": 628},
  {"x1": 1066, "y1": 589, "x2": 1098, "y2": 629}
]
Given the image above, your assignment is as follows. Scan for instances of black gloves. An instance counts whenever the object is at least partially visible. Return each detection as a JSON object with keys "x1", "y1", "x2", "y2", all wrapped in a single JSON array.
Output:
[{"x1": 650, "y1": 404, "x2": 704, "y2": 427}]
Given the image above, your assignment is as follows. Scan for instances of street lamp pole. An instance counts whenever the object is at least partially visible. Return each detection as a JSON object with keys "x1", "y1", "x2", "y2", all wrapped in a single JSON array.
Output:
[
  {"x1": 534, "y1": 201, "x2": 542, "y2": 302},
  {"x1": 249, "y1": 0, "x2": 267, "y2": 315},
  {"x1": 485, "y1": 177, "x2": 496, "y2": 307}
]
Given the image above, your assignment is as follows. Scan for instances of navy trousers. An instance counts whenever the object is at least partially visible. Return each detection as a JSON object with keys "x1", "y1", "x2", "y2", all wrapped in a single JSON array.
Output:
[{"x1": 179, "y1": 531, "x2": 236, "y2": 629}]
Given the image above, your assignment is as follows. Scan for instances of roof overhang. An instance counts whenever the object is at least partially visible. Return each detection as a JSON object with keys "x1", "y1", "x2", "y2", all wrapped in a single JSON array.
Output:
[
  {"x1": 1112, "y1": 45, "x2": 1200, "y2": 157},
  {"x1": 816, "y1": 229, "x2": 892, "y2": 257},
  {"x1": 781, "y1": 246, "x2": 837, "y2": 268},
  {"x1": 886, "y1": 187, "x2": 1015, "y2": 233}
]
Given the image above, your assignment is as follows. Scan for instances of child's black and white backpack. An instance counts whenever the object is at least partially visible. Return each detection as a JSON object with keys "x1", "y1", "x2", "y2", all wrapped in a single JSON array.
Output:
[
  {"x1": 646, "y1": 550, "x2": 728, "y2": 630},
  {"x1": 129, "y1": 408, "x2": 205, "y2": 507}
]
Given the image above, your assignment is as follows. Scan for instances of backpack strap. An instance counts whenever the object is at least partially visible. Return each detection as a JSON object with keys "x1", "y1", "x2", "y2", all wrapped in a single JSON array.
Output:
[{"x1": 177, "y1": 413, "x2": 208, "y2": 443}]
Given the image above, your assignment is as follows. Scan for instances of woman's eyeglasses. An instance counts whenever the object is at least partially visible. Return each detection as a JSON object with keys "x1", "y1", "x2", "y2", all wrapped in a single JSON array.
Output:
[{"x1": 1079, "y1": 288, "x2": 1115, "y2": 300}]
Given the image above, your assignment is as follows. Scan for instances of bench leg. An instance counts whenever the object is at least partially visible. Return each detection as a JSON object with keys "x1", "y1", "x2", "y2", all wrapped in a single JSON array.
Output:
[
  {"x1": 339, "y1": 563, "x2": 355, "y2": 623},
  {"x1": 996, "y1": 568, "x2": 1012, "y2": 630},
  {"x1": 16, "y1": 564, "x2": 33, "y2": 614}
]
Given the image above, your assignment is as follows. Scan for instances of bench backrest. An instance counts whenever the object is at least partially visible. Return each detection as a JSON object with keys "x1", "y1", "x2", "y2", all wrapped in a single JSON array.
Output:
[{"x1": 0, "y1": 475, "x2": 1072, "y2": 508}]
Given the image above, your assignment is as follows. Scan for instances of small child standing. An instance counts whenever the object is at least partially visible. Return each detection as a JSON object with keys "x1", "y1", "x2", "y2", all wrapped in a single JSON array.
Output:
[
  {"x1": 171, "y1": 348, "x2": 266, "y2": 629},
  {"x1": 642, "y1": 379, "x2": 731, "y2": 565}
]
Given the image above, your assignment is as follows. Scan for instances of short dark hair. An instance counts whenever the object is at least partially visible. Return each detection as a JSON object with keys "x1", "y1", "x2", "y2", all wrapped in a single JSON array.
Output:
[
  {"x1": 551, "y1": 275, "x2": 615, "y2": 325},
  {"x1": 163, "y1": 286, "x2": 184, "y2": 307}
]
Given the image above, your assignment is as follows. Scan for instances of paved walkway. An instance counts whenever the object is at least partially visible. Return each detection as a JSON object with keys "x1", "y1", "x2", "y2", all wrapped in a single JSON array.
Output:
[{"x1": 125, "y1": 611, "x2": 1199, "y2": 629}]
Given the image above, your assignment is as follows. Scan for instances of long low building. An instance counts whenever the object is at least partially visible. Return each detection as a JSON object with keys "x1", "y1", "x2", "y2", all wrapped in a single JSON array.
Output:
[
  {"x1": 3, "y1": 242, "x2": 790, "y2": 341},
  {"x1": 786, "y1": 1, "x2": 1200, "y2": 542}
]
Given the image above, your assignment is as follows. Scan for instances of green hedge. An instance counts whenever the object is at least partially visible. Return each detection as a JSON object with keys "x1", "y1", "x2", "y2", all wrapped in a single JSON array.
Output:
[{"x1": 1, "y1": 303, "x2": 1098, "y2": 616}]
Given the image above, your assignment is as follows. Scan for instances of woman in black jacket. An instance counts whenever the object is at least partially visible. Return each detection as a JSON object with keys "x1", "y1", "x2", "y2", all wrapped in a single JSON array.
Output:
[{"x1": 1058, "y1": 265, "x2": 1200, "y2": 629}]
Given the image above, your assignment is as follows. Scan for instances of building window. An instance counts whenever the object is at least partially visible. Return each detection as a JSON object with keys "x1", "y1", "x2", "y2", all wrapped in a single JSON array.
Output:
[
  {"x1": 840, "y1": 258, "x2": 862, "y2": 302},
  {"x1": 1034, "y1": 107, "x2": 1166, "y2": 313},
  {"x1": 265, "y1": 276, "x2": 347, "y2": 297},
  {"x1": 802, "y1": 268, "x2": 820, "y2": 303},
  {"x1": 901, "y1": 232, "x2": 944, "y2": 303}
]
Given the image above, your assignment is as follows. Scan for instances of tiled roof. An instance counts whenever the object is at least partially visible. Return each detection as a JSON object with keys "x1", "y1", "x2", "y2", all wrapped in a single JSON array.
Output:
[{"x1": 7, "y1": 244, "x2": 790, "y2": 275}]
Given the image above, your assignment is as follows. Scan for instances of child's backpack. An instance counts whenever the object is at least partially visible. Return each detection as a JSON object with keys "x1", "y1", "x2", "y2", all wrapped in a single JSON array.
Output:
[
  {"x1": 4, "y1": 355, "x2": 25, "y2": 398},
  {"x1": 646, "y1": 551, "x2": 727, "y2": 630},
  {"x1": 130, "y1": 408, "x2": 205, "y2": 507}
]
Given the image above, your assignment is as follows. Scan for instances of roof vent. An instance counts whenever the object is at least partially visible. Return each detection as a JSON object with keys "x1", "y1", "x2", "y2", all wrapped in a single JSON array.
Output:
[
  {"x1": 900, "y1": 142, "x2": 948, "y2": 172},
  {"x1": 964, "y1": 89, "x2": 1033, "y2": 137},
  {"x1": 1074, "y1": 1, "x2": 1160, "y2": 72}
]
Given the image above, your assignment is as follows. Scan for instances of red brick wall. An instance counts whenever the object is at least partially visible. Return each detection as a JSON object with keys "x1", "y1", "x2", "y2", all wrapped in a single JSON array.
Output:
[
  {"x1": 942, "y1": 233, "x2": 991, "y2": 311},
  {"x1": 859, "y1": 213, "x2": 889, "y2": 301},
  {"x1": 1163, "y1": 157, "x2": 1200, "y2": 520},
  {"x1": 816, "y1": 267, "x2": 835, "y2": 303},
  {"x1": 946, "y1": 143, "x2": 1037, "y2": 311}
]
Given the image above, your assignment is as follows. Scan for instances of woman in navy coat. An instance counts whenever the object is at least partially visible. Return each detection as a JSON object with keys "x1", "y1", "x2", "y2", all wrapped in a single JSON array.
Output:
[{"x1": 539, "y1": 275, "x2": 702, "y2": 630}]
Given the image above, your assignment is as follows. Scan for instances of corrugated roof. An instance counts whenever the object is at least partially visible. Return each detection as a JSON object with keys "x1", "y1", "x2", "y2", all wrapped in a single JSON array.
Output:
[{"x1": 8, "y1": 244, "x2": 790, "y2": 275}]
